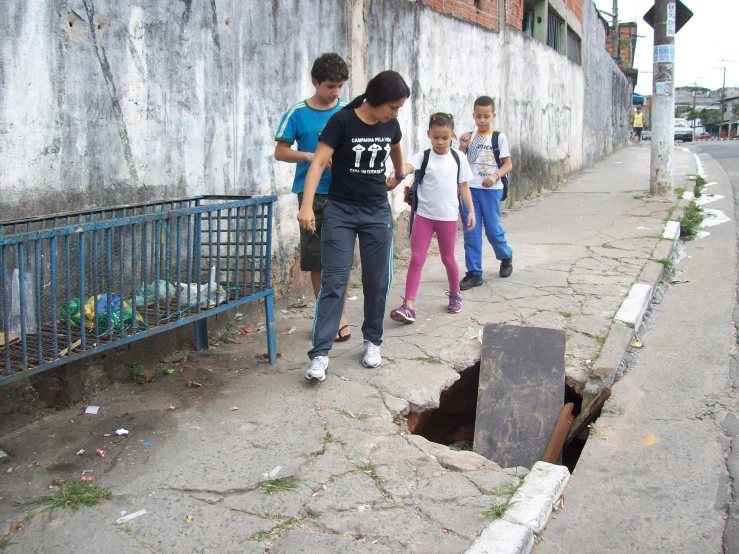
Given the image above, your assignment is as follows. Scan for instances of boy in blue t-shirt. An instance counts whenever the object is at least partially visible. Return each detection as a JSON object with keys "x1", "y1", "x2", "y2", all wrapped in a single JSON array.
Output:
[{"x1": 274, "y1": 53, "x2": 353, "y2": 341}]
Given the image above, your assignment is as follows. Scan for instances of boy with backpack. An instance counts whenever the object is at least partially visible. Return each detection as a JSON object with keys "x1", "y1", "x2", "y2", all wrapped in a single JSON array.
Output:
[{"x1": 457, "y1": 96, "x2": 513, "y2": 289}]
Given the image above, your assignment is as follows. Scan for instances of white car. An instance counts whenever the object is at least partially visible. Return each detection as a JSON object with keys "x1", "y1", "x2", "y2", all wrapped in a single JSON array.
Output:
[{"x1": 674, "y1": 119, "x2": 693, "y2": 142}]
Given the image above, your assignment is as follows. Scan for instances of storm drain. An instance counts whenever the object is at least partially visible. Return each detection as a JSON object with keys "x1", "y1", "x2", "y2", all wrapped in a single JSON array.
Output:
[{"x1": 406, "y1": 363, "x2": 591, "y2": 472}]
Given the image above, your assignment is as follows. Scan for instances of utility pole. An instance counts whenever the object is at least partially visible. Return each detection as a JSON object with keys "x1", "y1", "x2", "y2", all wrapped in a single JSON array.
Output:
[
  {"x1": 611, "y1": 0, "x2": 619, "y2": 61},
  {"x1": 649, "y1": 0, "x2": 676, "y2": 196},
  {"x1": 716, "y1": 61, "x2": 739, "y2": 137},
  {"x1": 691, "y1": 83, "x2": 697, "y2": 140},
  {"x1": 721, "y1": 67, "x2": 726, "y2": 136}
]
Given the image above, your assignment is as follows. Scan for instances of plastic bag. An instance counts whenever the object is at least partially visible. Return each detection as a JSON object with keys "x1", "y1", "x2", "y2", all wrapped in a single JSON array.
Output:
[
  {"x1": 61, "y1": 294, "x2": 143, "y2": 333},
  {"x1": 133, "y1": 280, "x2": 176, "y2": 307},
  {"x1": 177, "y1": 267, "x2": 226, "y2": 308},
  {"x1": 9, "y1": 268, "x2": 37, "y2": 335}
]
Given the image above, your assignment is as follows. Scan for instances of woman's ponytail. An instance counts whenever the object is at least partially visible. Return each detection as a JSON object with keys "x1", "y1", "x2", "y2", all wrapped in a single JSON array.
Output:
[{"x1": 343, "y1": 93, "x2": 366, "y2": 110}]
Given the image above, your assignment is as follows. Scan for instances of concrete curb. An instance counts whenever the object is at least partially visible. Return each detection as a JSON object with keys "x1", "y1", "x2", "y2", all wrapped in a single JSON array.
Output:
[
  {"x1": 465, "y1": 520, "x2": 534, "y2": 554},
  {"x1": 583, "y1": 217, "x2": 681, "y2": 404},
  {"x1": 614, "y1": 282, "x2": 652, "y2": 329},
  {"x1": 465, "y1": 462, "x2": 569, "y2": 554}
]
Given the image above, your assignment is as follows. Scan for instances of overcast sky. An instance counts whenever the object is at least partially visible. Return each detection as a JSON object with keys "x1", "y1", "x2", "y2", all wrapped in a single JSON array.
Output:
[{"x1": 592, "y1": 0, "x2": 739, "y2": 95}]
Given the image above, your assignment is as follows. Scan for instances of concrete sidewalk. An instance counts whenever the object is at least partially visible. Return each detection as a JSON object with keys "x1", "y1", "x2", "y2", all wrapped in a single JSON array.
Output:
[{"x1": 0, "y1": 145, "x2": 694, "y2": 553}]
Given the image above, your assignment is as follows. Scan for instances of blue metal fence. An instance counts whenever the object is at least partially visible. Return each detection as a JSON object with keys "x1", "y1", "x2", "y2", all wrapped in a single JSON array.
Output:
[{"x1": 0, "y1": 195, "x2": 277, "y2": 385}]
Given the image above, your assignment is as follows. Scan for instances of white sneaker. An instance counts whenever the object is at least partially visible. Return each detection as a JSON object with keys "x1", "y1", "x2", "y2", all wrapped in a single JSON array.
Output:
[
  {"x1": 305, "y1": 356, "x2": 328, "y2": 381},
  {"x1": 362, "y1": 340, "x2": 382, "y2": 368}
]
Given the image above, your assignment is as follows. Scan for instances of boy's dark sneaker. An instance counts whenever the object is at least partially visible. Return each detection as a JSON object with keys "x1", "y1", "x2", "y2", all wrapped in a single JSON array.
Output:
[
  {"x1": 500, "y1": 257, "x2": 513, "y2": 278},
  {"x1": 459, "y1": 272, "x2": 483, "y2": 290}
]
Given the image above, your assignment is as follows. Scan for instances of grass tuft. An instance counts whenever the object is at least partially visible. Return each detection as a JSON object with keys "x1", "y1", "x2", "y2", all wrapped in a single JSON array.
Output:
[
  {"x1": 693, "y1": 175, "x2": 706, "y2": 197},
  {"x1": 595, "y1": 334, "x2": 608, "y2": 346},
  {"x1": 491, "y1": 479, "x2": 523, "y2": 496},
  {"x1": 483, "y1": 500, "x2": 509, "y2": 519},
  {"x1": 258, "y1": 476, "x2": 299, "y2": 495},
  {"x1": 557, "y1": 310, "x2": 572, "y2": 319},
  {"x1": 129, "y1": 362, "x2": 147, "y2": 384},
  {"x1": 652, "y1": 258, "x2": 674, "y2": 272},
  {"x1": 322, "y1": 430, "x2": 346, "y2": 450},
  {"x1": 356, "y1": 463, "x2": 377, "y2": 479},
  {"x1": 250, "y1": 513, "x2": 307, "y2": 542},
  {"x1": 675, "y1": 187, "x2": 686, "y2": 200},
  {"x1": 14, "y1": 480, "x2": 112, "y2": 517},
  {"x1": 680, "y1": 201, "x2": 704, "y2": 238}
]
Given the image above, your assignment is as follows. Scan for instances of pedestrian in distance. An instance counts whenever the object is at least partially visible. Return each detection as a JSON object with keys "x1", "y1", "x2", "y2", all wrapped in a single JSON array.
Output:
[
  {"x1": 457, "y1": 96, "x2": 514, "y2": 290},
  {"x1": 388, "y1": 112, "x2": 476, "y2": 323},
  {"x1": 298, "y1": 70, "x2": 411, "y2": 382},
  {"x1": 274, "y1": 53, "x2": 354, "y2": 343},
  {"x1": 632, "y1": 106, "x2": 644, "y2": 144}
]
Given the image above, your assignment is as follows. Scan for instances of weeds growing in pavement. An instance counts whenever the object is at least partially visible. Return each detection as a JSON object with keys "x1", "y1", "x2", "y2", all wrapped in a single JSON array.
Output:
[
  {"x1": 693, "y1": 175, "x2": 706, "y2": 197},
  {"x1": 258, "y1": 476, "x2": 299, "y2": 494},
  {"x1": 483, "y1": 501, "x2": 509, "y2": 519},
  {"x1": 14, "y1": 480, "x2": 112, "y2": 517},
  {"x1": 322, "y1": 430, "x2": 346, "y2": 452},
  {"x1": 680, "y1": 201, "x2": 704, "y2": 238},
  {"x1": 356, "y1": 464, "x2": 377, "y2": 479},
  {"x1": 250, "y1": 513, "x2": 307, "y2": 542},
  {"x1": 652, "y1": 258, "x2": 674, "y2": 272}
]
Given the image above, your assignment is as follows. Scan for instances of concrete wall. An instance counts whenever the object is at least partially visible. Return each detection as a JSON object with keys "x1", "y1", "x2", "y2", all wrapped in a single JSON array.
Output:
[
  {"x1": 1, "y1": 0, "x2": 630, "y2": 290},
  {"x1": 581, "y1": 0, "x2": 631, "y2": 165}
]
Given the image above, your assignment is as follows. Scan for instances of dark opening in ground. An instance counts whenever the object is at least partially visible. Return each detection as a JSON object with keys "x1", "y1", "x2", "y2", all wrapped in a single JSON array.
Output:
[
  {"x1": 407, "y1": 362, "x2": 480, "y2": 448},
  {"x1": 406, "y1": 363, "x2": 597, "y2": 472}
]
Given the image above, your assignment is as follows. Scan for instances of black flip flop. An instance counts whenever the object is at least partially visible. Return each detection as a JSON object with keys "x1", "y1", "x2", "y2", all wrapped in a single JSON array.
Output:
[{"x1": 335, "y1": 324, "x2": 352, "y2": 342}]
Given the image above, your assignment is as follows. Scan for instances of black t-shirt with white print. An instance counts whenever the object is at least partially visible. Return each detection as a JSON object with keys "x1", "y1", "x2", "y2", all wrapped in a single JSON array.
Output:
[{"x1": 319, "y1": 108, "x2": 402, "y2": 206}]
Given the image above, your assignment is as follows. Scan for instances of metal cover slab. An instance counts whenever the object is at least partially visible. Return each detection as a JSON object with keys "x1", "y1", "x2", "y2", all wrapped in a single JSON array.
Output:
[{"x1": 473, "y1": 324, "x2": 566, "y2": 468}]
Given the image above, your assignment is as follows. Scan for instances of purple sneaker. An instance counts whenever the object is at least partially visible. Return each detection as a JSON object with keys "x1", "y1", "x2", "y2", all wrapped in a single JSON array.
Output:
[
  {"x1": 447, "y1": 291, "x2": 463, "y2": 314},
  {"x1": 390, "y1": 300, "x2": 416, "y2": 323}
]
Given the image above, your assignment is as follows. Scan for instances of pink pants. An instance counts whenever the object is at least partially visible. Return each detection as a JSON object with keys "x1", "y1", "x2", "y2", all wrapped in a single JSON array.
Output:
[{"x1": 405, "y1": 214, "x2": 460, "y2": 300}]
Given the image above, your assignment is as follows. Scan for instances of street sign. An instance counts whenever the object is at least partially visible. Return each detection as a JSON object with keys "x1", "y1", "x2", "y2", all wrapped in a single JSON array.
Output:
[{"x1": 643, "y1": 1, "x2": 693, "y2": 34}]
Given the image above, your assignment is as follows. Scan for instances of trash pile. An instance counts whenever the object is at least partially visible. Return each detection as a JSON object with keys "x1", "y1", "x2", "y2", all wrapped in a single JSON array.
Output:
[
  {"x1": 60, "y1": 294, "x2": 143, "y2": 333},
  {"x1": 57, "y1": 268, "x2": 228, "y2": 332}
]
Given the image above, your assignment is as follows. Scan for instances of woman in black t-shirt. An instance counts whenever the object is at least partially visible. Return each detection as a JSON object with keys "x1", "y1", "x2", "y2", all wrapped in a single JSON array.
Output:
[{"x1": 298, "y1": 70, "x2": 411, "y2": 382}]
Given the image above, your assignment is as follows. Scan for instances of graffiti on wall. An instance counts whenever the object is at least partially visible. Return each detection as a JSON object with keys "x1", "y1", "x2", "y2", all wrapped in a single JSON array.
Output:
[{"x1": 514, "y1": 101, "x2": 573, "y2": 163}]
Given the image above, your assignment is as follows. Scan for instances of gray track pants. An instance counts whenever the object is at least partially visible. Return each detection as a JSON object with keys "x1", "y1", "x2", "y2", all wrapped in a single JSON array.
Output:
[{"x1": 309, "y1": 200, "x2": 394, "y2": 359}]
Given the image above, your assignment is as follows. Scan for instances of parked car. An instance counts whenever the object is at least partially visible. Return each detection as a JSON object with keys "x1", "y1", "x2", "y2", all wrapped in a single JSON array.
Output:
[
  {"x1": 641, "y1": 129, "x2": 651, "y2": 140},
  {"x1": 674, "y1": 119, "x2": 693, "y2": 142},
  {"x1": 697, "y1": 132, "x2": 712, "y2": 140}
]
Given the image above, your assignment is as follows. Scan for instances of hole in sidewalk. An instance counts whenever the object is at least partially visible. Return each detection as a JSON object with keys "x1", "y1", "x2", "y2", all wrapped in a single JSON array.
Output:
[{"x1": 406, "y1": 363, "x2": 598, "y2": 472}]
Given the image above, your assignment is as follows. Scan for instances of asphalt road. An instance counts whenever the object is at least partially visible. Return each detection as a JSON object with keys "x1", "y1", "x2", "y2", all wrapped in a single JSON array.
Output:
[{"x1": 697, "y1": 141, "x2": 739, "y2": 554}]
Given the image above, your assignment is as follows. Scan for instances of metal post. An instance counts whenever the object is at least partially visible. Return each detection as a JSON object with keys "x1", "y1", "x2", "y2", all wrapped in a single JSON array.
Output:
[
  {"x1": 692, "y1": 83, "x2": 697, "y2": 140},
  {"x1": 611, "y1": 0, "x2": 619, "y2": 61},
  {"x1": 650, "y1": 0, "x2": 676, "y2": 196},
  {"x1": 721, "y1": 67, "x2": 726, "y2": 137}
]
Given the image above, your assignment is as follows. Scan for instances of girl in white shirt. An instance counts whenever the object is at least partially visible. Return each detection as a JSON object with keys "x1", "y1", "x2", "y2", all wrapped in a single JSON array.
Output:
[{"x1": 387, "y1": 113, "x2": 476, "y2": 321}]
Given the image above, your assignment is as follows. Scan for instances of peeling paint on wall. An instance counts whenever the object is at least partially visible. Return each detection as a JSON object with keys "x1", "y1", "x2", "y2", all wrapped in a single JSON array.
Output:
[{"x1": 0, "y1": 0, "x2": 629, "y2": 290}]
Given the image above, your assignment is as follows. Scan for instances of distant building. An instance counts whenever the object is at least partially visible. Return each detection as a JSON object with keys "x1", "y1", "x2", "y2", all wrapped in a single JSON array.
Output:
[{"x1": 605, "y1": 21, "x2": 637, "y2": 69}]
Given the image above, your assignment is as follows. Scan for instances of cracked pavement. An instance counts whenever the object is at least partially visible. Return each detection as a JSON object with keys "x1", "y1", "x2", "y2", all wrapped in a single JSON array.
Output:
[{"x1": 0, "y1": 146, "x2": 693, "y2": 552}]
